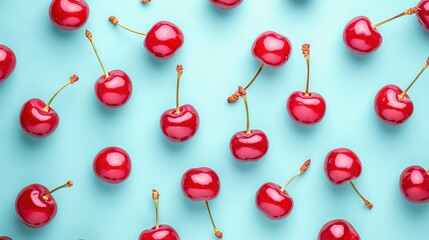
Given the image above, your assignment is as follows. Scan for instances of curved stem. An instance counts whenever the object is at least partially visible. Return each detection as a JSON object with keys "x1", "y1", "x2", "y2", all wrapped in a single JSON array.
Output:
[
  {"x1": 280, "y1": 159, "x2": 311, "y2": 192},
  {"x1": 43, "y1": 180, "x2": 73, "y2": 200},
  {"x1": 205, "y1": 201, "x2": 223, "y2": 239},
  {"x1": 372, "y1": 7, "x2": 421, "y2": 29},
  {"x1": 244, "y1": 63, "x2": 265, "y2": 90},
  {"x1": 399, "y1": 60, "x2": 429, "y2": 99},
  {"x1": 241, "y1": 96, "x2": 251, "y2": 134},
  {"x1": 152, "y1": 189, "x2": 160, "y2": 229},
  {"x1": 304, "y1": 57, "x2": 310, "y2": 96},
  {"x1": 109, "y1": 16, "x2": 147, "y2": 36},
  {"x1": 43, "y1": 75, "x2": 79, "y2": 112},
  {"x1": 175, "y1": 65, "x2": 183, "y2": 114},
  {"x1": 86, "y1": 30, "x2": 109, "y2": 78},
  {"x1": 349, "y1": 181, "x2": 373, "y2": 209}
]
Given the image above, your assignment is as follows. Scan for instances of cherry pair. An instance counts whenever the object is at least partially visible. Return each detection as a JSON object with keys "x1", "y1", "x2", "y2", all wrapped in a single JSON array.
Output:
[
  {"x1": 0, "y1": 44, "x2": 16, "y2": 82},
  {"x1": 344, "y1": 1, "x2": 429, "y2": 55}
]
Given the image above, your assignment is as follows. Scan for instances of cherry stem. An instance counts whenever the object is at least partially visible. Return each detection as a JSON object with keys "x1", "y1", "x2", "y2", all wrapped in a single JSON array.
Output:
[
  {"x1": 85, "y1": 30, "x2": 109, "y2": 78},
  {"x1": 227, "y1": 64, "x2": 265, "y2": 103},
  {"x1": 302, "y1": 44, "x2": 311, "y2": 96},
  {"x1": 42, "y1": 180, "x2": 73, "y2": 200},
  {"x1": 109, "y1": 16, "x2": 147, "y2": 36},
  {"x1": 372, "y1": 7, "x2": 421, "y2": 29},
  {"x1": 242, "y1": 95, "x2": 251, "y2": 134},
  {"x1": 398, "y1": 57, "x2": 429, "y2": 100},
  {"x1": 152, "y1": 189, "x2": 160, "y2": 230},
  {"x1": 43, "y1": 75, "x2": 79, "y2": 112},
  {"x1": 349, "y1": 181, "x2": 373, "y2": 209},
  {"x1": 175, "y1": 65, "x2": 183, "y2": 114},
  {"x1": 205, "y1": 200, "x2": 223, "y2": 239},
  {"x1": 280, "y1": 159, "x2": 311, "y2": 192}
]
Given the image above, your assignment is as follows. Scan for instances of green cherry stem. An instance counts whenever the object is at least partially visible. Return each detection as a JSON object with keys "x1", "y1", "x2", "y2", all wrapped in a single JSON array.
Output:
[
  {"x1": 43, "y1": 75, "x2": 79, "y2": 112},
  {"x1": 86, "y1": 30, "x2": 109, "y2": 78},
  {"x1": 175, "y1": 65, "x2": 184, "y2": 114},
  {"x1": 109, "y1": 16, "x2": 147, "y2": 36},
  {"x1": 205, "y1": 200, "x2": 223, "y2": 239},
  {"x1": 152, "y1": 189, "x2": 160, "y2": 229},
  {"x1": 42, "y1": 180, "x2": 73, "y2": 200},
  {"x1": 349, "y1": 181, "x2": 373, "y2": 209},
  {"x1": 398, "y1": 57, "x2": 429, "y2": 100},
  {"x1": 302, "y1": 44, "x2": 311, "y2": 96},
  {"x1": 372, "y1": 7, "x2": 420, "y2": 29},
  {"x1": 280, "y1": 160, "x2": 311, "y2": 192}
]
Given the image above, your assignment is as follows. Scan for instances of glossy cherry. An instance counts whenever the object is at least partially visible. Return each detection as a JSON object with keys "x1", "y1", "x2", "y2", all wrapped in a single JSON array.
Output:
[
  {"x1": 93, "y1": 147, "x2": 132, "y2": 184},
  {"x1": 229, "y1": 87, "x2": 268, "y2": 161},
  {"x1": 287, "y1": 44, "x2": 326, "y2": 125},
  {"x1": 85, "y1": 30, "x2": 132, "y2": 108},
  {"x1": 139, "y1": 190, "x2": 180, "y2": 240},
  {"x1": 160, "y1": 65, "x2": 199, "y2": 142},
  {"x1": 0, "y1": 44, "x2": 16, "y2": 82},
  {"x1": 227, "y1": 31, "x2": 291, "y2": 103},
  {"x1": 374, "y1": 58, "x2": 429, "y2": 125},
  {"x1": 49, "y1": 0, "x2": 89, "y2": 30},
  {"x1": 399, "y1": 165, "x2": 429, "y2": 203},
  {"x1": 325, "y1": 148, "x2": 373, "y2": 209},
  {"x1": 109, "y1": 16, "x2": 184, "y2": 59},
  {"x1": 256, "y1": 160, "x2": 311, "y2": 220},
  {"x1": 318, "y1": 219, "x2": 361, "y2": 240},
  {"x1": 19, "y1": 75, "x2": 79, "y2": 138},
  {"x1": 417, "y1": 0, "x2": 429, "y2": 31},
  {"x1": 0, "y1": 237, "x2": 12, "y2": 240},
  {"x1": 343, "y1": 7, "x2": 420, "y2": 54},
  {"x1": 181, "y1": 167, "x2": 223, "y2": 238},
  {"x1": 15, "y1": 180, "x2": 72, "y2": 228},
  {"x1": 210, "y1": 0, "x2": 243, "y2": 9}
]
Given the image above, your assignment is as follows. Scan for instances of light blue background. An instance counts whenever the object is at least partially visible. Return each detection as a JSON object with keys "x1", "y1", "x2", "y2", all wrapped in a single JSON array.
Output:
[{"x1": 1, "y1": 0, "x2": 429, "y2": 239}]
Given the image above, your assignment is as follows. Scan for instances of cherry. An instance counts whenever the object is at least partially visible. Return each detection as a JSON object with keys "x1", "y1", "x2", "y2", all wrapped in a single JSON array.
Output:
[
  {"x1": 49, "y1": 0, "x2": 90, "y2": 30},
  {"x1": 287, "y1": 44, "x2": 326, "y2": 125},
  {"x1": 229, "y1": 87, "x2": 268, "y2": 162},
  {"x1": 210, "y1": 0, "x2": 243, "y2": 10},
  {"x1": 19, "y1": 75, "x2": 79, "y2": 138},
  {"x1": 399, "y1": 165, "x2": 429, "y2": 203},
  {"x1": 374, "y1": 57, "x2": 429, "y2": 125},
  {"x1": 417, "y1": 0, "x2": 429, "y2": 31},
  {"x1": 109, "y1": 16, "x2": 184, "y2": 59},
  {"x1": 227, "y1": 31, "x2": 291, "y2": 103},
  {"x1": 0, "y1": 44, "x2": 16, "y2": 82},
  {"x1": 15, "y1": 180, "x2": 72, "y2": 228},
  {"x1": 255, "y1": 160, "x2": 310, "y2": 220},
  {"x1": 160, "y1": 65, "x2": 199, "y2": 142},
  {"x1": 0, "y1": 237, "x2": 12, "y2": 240},
  {"x1": 139, "y1": 190, "x2": 180, "y2": 240},
  {"x1": 325, "y1": 148, "x2": 373, "y2": 209},
  {"x1": 343, "y1": 7, "x2": 420, "y2": 54},
  {"x1": 318, "y1": 219, "x2": 361, "y2": 240},
  {"x1": 85, "y1": 30, "x2": 132, "y2": 108},
  {"x1": 181, "y1": 167, "x2": 223, "y2": 238},
  {"x1": 93, "y1": 147, "x2": 132, "y2": 184}
]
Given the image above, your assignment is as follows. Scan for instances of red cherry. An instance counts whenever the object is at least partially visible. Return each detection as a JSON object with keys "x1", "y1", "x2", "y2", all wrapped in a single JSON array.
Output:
[
  {"x1": 19, "y1": 75, "x2": 79, "y2": 138},
  {"x1": 0, "y1": 237, "x2": 12, "y2": 240},
  {"x1": 160, "y1": 65, "x2": 199, "y2": 142},
  {"x1": 181, "y1": 167, "x2": 223, "y2": 238},
  {"x1": 287, "y1": 44, "x2": 326, "y2": 125},
  {"x1": 229, "y1": 87, "x2": 268, "y2": 162},
  {"x1": 85, "y1": 30, "x2": 132, "y2": 108},
  {"x1": 0, "y1": 44, "x2": 16, "y2": 82},
  {"x1": 325, "y1": 148, "x2": 373, "y2": 209},
  {"x1": 49, "y1": 0, "x2": 89, "y2": 30},
  {"x1": 400, "y1": 165, "x2": 429, "y2": 203},
  {"x1": 374, "y1": 58, "x2": 429, "y2": 125},
  {"x1": 139, "y1": 190, "x2": 180, "y2": 240},
  {"x1": 255, "y1": 160, "x2": 311, "y2": 220},
  {"x1": 210, "y1": 0, "x2": 243, "y2": 9},
  {"x1": 318, "y1": 219, "x2": 361, "y2": 240},
  {"x1": 417, "y1": 0, "x2": 429, "y2": 31},
  {"x1": 93, "y1": 147, "x2": 132, "y2": 184},
  {"x1": 109, "y1": 17, "x2": 184, "y2": 59},
  {"x1": 15, "y1": 181, "x2": 72, "y2": 228},
  {"x1": 343, "y1": 7, "x2": 421, "y2": 55}
]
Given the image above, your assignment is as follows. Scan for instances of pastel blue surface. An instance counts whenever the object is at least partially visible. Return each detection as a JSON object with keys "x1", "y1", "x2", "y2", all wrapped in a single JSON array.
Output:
[{"x1": 1, "y1": 0, "x2": 429, "y2": 239}]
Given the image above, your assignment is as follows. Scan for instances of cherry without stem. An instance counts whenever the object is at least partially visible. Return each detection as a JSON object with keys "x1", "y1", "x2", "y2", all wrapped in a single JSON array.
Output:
[
  {"x1": 0, "y1": 44, "x2": 16, "y2": 82},
  {"x1": 109, "y1": 16, "x2": 184, "y2": 59},
  {"x1": 374, "y1": 57, "x2": 429, "y2": 125},
  {"x1": 318, "y1": 219, "x2": 361, "y2": 240},
  {"x1": 210, "y1": 0, "x2": 243, "y2": 10},
  {"x1": 417, "y1": 0, "x2": 429, "y2": 31},
  {"x1": 19, "y1": 75, "x2": 79, "y2": 138},
  {"x1": 400, "y1": 165, "x2": 429, "y2": 203},
  {"x1": 93, "y1": 147, "x2": 132, "y2": 184},
  {"x1": 49, "y1": 0, "x2": 90, "y2": 30},
  {"x1": 287, "y1": 44, "x2": 326, "y2": 125}
]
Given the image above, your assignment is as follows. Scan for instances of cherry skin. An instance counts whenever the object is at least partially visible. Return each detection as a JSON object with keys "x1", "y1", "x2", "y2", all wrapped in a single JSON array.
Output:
[
  {"x1": 19, "y1": 99, "x2": 59, "y2": 138},
  {"x1": 49, "y1": 0, "x2": 90, "y2": 30},
  {"x1": 343, "y1": 16, "x2": 382, "y2": 55},
  {"x1": 181, "y1": 167, "x2": 220, "y2": 200},
  {"x1": 0, "y1": 44, "x2": 16, "y2": 82},
  {"x1": 230, "y1": 130, "x2": 269, "y2": 162},
  {"x1": 325, "y1": 148, "x2": 361, "y2": 185},
  {"x1": 255, "y1": 182, "x2": 293, "y2": 220},
  {"x1": 287, "y1": 91, "x2": 326, "y2": 125},
  {"x1": 318, "y1": 219, "x2": 360, "y2": 240},
  {"x1": 374, "y1": 84, "x2": 413, "y2": 125},
  {"x1": 399, "y1": 165, "x2": 429, "y2": 203},
  {"x1": 160, "y1": 104, "x2": 199, "y2": 142},
  {"x1": 95, "y1": 70, "x2": 132, "y2": 108},
  {"x1": 144, "y1": 21, "x2": 184, "y2": 59},
  {"x1": 93, "y1": 147, "x2": 132, "y2": 184},
  {"x1": 252, "y1": 31, "x2": 292, "y2": 67},
  {"x1": 0, "y1": 237, "x2": 12, "y2": 240},
  {"x1": 417, "y1": 0, "x2": 429, "y2": 31},
  {"x1": 139, "y1": 225, "x2": 180, "y2": 240},
  {"x1": 210, "y1": 0, "x2": 243, "y2": 9}
]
